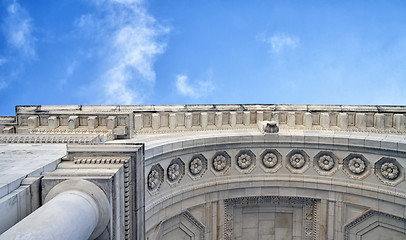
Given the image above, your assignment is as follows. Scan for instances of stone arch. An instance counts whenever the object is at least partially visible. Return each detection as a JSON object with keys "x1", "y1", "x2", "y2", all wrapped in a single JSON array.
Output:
[{"x1": 144, "y1": 131, "x2": 406, "y2": 239}]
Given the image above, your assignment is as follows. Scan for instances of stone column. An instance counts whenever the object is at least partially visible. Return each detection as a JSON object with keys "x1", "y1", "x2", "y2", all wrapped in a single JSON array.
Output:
[{"x1": 0, "y1": 179, "x2": 109, "y2": 240}]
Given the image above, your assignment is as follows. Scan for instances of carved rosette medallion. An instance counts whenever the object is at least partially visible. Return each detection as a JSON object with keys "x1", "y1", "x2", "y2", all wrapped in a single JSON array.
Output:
[
  {"x1": 290, "y1": 153, "x2": 306, "y2": 169},
  {"x1": 318, "y1": 155, "x2": 334, "y2": 171},
  {"x1": 286, "y1": 150, "x2": 310, "y2": 173},
  {"x1": 147, "y1": 164, "x2": 164, "y2": 193},
  {"x1": 235, "y1": 150, "x2": 256, "y2": 173},
  {"x1": 348, "y1": 158, "x2": 366, "y2": 174},
  {"x1": 188, "y1": 154, "x2": 208, "y2": 180},
  {"x1": 190, "y1": 158, "x2": 203, "y2": 175},
  {"x1": 237, "y1": 153, "x2": 252, "y2": 169},
  {"x1": 381, "y1": 162, "x2": 399, "y2": 180},
  {"x1": 167, "y1": 158, "x2": 185, "y2": 186},
  {"x1": 374, "y1": 157, "x2": 404, "y2": 185},
  {"x1": 263, "y1": 153, "x2": 278, "y2": 168},
  {"x1": 260, "y1": 149, "x2": 282, "y2": 173},
  {"x1": 313, "y1": 151, "x2": 339, "y2": 176},
  {"x1": 211, "y1": 151, "x2": 231, "y2": 175},
  {"x1": 214, "y1": 155, "x2": 227, "y2": 171},
  {"x1": 343, "y1": 154, "x2": 370, "y2": 180},
  {"x1": 168, "y1": 163, "x2": 180, "y2": 181},
  {"x1": 148, "y1": 170, "x2": 159, "y2": 189}
]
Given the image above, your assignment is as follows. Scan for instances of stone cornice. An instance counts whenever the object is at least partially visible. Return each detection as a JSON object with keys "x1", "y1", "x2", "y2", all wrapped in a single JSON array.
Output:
[{"x1": 2, "y1": 104, "x2": 406, "y2": 140}]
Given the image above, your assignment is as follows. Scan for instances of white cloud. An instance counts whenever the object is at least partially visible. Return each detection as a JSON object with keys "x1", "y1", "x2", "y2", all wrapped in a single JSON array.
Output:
[
  {"x1": 76, "y1": 0, "x2": 168, "y2": 104},
  {"x1": 0, "y1": 57, "x2": 7, "y2": 66},
  {"x1": 2, "y1": 0, "x2": 36, "y2": 58},
  {"x1": 175, "y1": 74, "x2": 215, "y2": 98},
  {"x1": 259, "y1": 33, "x2": 299, "y2": 53}
]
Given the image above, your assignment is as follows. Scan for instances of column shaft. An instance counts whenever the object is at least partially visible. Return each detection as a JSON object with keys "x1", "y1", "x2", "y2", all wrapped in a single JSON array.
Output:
[{"x1": 0, "y1": 191, "x2": 99, "y2": 240}]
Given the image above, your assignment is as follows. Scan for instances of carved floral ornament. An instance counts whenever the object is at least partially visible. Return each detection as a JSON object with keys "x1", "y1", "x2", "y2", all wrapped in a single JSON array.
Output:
[
  {"x1": 211, "y1": 151, "x2": 231, "y2": 175},
  {"x1": 167, "y1": 158, "x2": 185, "y2": 184},
  {"x1": 263, "y1": 152, "x2": 278, "y2": 168},
  {"x1": 147, "y1": 149, "x2": 405, "y2": 192},
  {"x1": 190, "y1": 157, "x2": 203, "y2": 175},
  {"x1": 348, "y1": 157, "x2": 366, "y2": 174},
  {"x1": 168, "y1": 163, "x2": 181, "y2": 181},
  {"x1": 213, "y1": 154, "x2": 227, "y2": 171},
  {"x1": 318, "y1": 155, "x2": 335, "y2": 171},
  {"x1": 148, "y1": 170, "x2": 159, "y2": 190},
  {"x1": 237, "y1": 153, "x2": 252, "y2": 169},
  {"x1": 147, "y1": 164, "x2": 164, "y2": 191},
  {"x1": 290, "y1": 153, "x2": 306, "y2": 169},
  {"x1": 380, "y1": 162, "x2": 399, "y2": 180}
]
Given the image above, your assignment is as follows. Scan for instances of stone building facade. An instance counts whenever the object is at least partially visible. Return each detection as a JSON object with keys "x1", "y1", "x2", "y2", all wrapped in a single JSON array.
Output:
[{"x1": 0, "y1": 104, "x2": 405, "y2": 239}]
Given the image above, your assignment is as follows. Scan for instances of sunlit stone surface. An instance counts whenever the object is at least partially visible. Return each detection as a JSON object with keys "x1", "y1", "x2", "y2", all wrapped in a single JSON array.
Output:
[{"x1": 0, "y1": 104, "x2": 406, "y2": 239}]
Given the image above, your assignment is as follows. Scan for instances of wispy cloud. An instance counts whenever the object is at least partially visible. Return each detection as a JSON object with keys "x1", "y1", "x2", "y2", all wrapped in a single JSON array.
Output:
[
  {"x1": 175, "y1": 74, "x2": 215, "y2": 98},
  {"x1": 258, "y1": 33, "x2": 299, "y2": 53},
  {"x1": 76, "y1": 0, "x2": 169, "y2": 104},
  {"x1": 2, "y1": 0, "x2": 36, "y2": 58},
  {"x1": 0, "y1": 57, "x2": 7, "y2": 66}
]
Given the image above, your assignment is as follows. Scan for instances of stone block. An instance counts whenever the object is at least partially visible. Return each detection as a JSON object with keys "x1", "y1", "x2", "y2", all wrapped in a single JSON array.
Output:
[
  {"x1": 355, "y1": 113, "x2": 366, "y2": 129},
  {"x1": 87, "y1": 116, "x2": 98, "y2": 130},
  {"x1": 393, "y1": 114, "x2": 405, "y2": 130},
  {"x1": 243, "y1": 111, "x2": 250, "y2": 125},
  {"x1": 113, "y1": 127, "x2": 127, "y2": 136},
  {"x1": 303, "y1": 112, "x2": 312, "y2": 128},
  {"x1": 152, "y1": 113, "x2": 160, "y2": 130},
  {"x1": 257, "y1": 111, "x2": 264, "y2": 122},
  {"x1": 230, "y1": 112, "x2": 237, "y2": 127},
  {"x1": 2, "y1": 126, "x2": 14, "y2": 134},
  {"x1": 47, "y1": 116, "x2": 59, "y2": 129},
  {"x1": 338, "y1": 113, "x2": 348, "y2": 129},
  {"x1": 287, "y1": 112, "x2": 295, "y2": 127},
  {"x1": 215, "y1": 112, "x2": 223, "y2": 127},
  {"x1": 28, "y1": 116, "x2": 39, "y2": 129},
  {"x1": 200, "y1": 112, "x2": 208, "y2": 128},
  {"x1": 169, "y1": 113, "x2": 176, "y2": 130},
  {"x1": 320, "y1": 113, "x2": 330, "y2": 128},
  {"x1": 106, "y1": 116, "x2": 117, "y2": 129},
  {"x1": 68, "y1": 116, "x2": 79, "y2": 130},
  {"x1": 374, "y1": 113, "x2": 385, "y2": 129},
  {"x1": 185, "y1": 113, "x2": 192, "y2": 129}
]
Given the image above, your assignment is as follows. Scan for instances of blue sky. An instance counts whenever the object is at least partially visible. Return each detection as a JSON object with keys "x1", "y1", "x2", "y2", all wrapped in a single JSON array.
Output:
[{"x1": 1, "y1": 0, "x2": 406, "y2": 115}]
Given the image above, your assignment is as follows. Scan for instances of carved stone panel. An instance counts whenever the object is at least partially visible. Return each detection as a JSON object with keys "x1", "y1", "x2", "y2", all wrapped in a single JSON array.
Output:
[
  {"x1": 344, "y1": 210, "x2": 406, "y2": 240},
  {"x1": 224, "y1": 196, "x2": 319, "y2": 240}
]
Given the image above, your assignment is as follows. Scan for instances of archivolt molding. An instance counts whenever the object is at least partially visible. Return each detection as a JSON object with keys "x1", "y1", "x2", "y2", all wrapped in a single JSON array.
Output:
[{"x1": 146, "y1": 146, "x2": 405, "y2": 195}]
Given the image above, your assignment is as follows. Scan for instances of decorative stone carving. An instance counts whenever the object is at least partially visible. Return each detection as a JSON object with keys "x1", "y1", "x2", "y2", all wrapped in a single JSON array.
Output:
[
  {"x1": 313, "y1": 151, "x2": 339, "y2": 176},
  {"x1": 188, "y1": 154, "x2": 207, "y2": 180},
  {"x1": 348, "y1": 158, "x2": 365, "y2": 174},
  {"x1": 235, "y1": 150, "x2": 256, "y2": 173},
  {"x1": 211, "y1": 151, "x2": 231, "y2": 175},
  {"x1": 260, "y1": 149, "x2": 282, "y2": 173},
  {"x1": 166, "y1": 158, "x2": 185, "y2": 186},
  {"x1": 290, "y1": 153, "x2": 305, "y2": 169},
  {"x1": 374, "y1": 157, "x2": 404, "y2": 186},
  {"x1": 286, "y1": 150, "x2": 310, "y2": 173},
  {"x1": 343, "y1": 153, "x2": 370, "y2": 180},
  {"x1": 224, "y1": 196, "x2": 319, "y2": 240},
  {"x1": 344, "y1": 210, "x2": 406, "y2": 240},
  {"x1": 147, "y1": 164, "x2": 164, "y2": 193},
  {"x1": 257, "y1": 121, "x2": 279, "y2": 133},
  {"x1": 156, "y1": 211, "x2": 205, "y2": 240}
]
